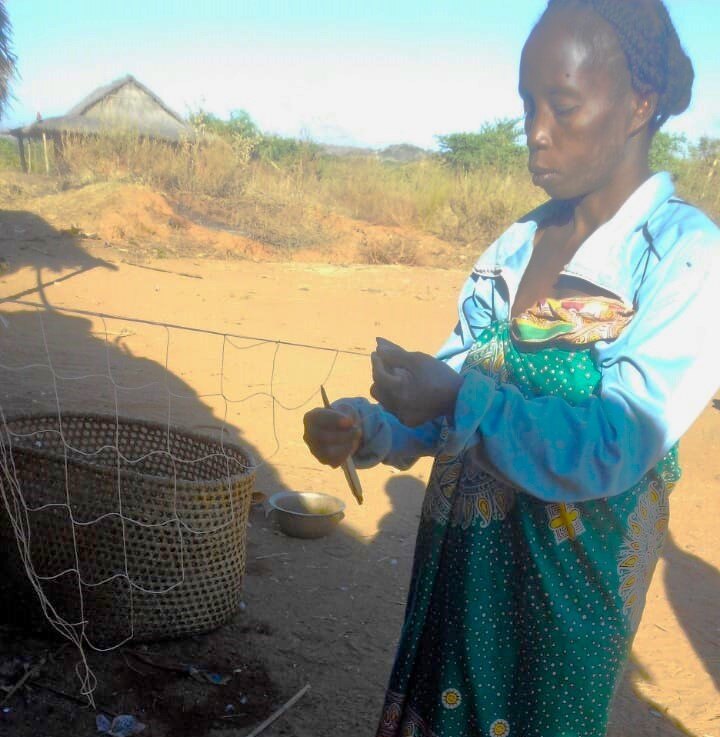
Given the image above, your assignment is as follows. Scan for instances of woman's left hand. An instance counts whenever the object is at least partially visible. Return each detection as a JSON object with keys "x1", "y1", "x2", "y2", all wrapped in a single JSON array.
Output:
[{"x1": 370, "y1": 337, "x2": 463, "y2": 427}]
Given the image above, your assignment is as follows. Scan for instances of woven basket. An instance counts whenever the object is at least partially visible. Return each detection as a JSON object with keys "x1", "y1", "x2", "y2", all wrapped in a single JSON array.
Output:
[{"x1": 0, "y1": 413, "x2": 255, "y2": 646}]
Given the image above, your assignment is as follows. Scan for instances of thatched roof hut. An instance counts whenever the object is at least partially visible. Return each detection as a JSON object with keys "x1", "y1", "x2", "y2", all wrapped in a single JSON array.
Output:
[{"x1": 10, "y1": 75, "x2": 194, "y2": 171}]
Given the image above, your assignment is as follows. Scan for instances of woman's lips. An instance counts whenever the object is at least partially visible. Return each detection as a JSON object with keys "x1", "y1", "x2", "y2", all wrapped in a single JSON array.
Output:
[{"x1": 529, "y1": 167, "x2": 559, "y2": 185}]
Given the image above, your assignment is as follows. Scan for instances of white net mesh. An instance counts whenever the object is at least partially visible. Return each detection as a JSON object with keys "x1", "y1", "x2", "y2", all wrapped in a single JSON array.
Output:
[{"x1": 0, "y1": 299, "x2": 366, "y2": 704}]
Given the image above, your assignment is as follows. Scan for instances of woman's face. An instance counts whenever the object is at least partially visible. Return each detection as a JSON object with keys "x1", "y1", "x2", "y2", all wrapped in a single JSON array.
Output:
[{"x1": 518, "y1": 9, "x2": 641, "y2": 201}]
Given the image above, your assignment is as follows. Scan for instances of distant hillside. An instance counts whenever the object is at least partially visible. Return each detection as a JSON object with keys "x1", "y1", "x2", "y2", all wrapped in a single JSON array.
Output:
[
  {"x1": 319, "y1": 143, "x2": 377, "y2": 158},
  {"x1": 319, "y1": 142, "x2": 431, "y2": 163},
  {"x1": 379, "y1": 144, "x2": 430, "y2": 163}
]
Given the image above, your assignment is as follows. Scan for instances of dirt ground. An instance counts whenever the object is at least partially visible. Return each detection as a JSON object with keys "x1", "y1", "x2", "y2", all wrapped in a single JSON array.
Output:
[{"x1": 0, "y1": 185, "x2": 718, "y2": 737}]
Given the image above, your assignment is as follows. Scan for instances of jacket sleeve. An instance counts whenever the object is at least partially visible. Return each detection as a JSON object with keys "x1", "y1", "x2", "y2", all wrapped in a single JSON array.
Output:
[{"x1": 440, "y1": 228, "x2": 720, "y2": 502}]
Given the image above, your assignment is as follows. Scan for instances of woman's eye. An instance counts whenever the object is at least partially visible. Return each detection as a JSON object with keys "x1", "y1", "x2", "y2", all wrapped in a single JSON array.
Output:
[{"x1": 554, "y1": 105, "x2": 579, "y2": 116}]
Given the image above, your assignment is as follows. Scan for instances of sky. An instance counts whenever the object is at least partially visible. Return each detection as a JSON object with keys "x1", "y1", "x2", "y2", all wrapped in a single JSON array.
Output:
[{"x1": 3, "y1": 0, "x2": 718, "y2": 150}]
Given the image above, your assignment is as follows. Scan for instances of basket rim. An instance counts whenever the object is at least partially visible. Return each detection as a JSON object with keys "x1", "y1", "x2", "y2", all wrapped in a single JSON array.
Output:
[{"x1": 3, "y1": 412, "x2": 257, "y2": 489}]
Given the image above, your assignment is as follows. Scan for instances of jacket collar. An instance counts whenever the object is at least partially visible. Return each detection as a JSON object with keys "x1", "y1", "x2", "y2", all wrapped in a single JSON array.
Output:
[
  {"x1": 561, "y1": 172, "x2": 675, "y2": 305},
  {"x1": 481, "y1": 172, "x2": 676, "y2": 307}
]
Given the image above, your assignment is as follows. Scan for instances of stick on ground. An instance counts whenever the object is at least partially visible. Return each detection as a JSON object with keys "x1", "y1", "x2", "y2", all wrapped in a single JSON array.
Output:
[
  {"x1": 244, "y1": 683, "x2": 311, "y2": 737},
  {"x1": 1, "y1": 657, "x2": 46, "y2": 706}
]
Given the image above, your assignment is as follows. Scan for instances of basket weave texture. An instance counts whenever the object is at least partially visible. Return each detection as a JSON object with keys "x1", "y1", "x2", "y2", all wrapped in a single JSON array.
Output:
[{"x1": 0, "y1": 413, "x2": 255, "y2": 645}]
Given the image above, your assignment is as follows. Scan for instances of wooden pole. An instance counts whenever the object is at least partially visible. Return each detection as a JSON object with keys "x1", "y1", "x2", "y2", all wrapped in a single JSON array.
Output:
[
  {"x1": 52, "y1": 133, "x2": 67, "y2": 175},
  {"x1": 17, "y1": 135, "x2": 27, "y2": 173},
  {"x1": 42, "y1": 132, "x2": 50, "y2": 174},
  {"x1": 27, "y1": 139, "x2": 32, "y2": 173}
]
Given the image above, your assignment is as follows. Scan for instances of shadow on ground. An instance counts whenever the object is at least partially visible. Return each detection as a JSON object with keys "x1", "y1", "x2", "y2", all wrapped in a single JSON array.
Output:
[
  {"x1": 0, "y1": 211, "x2": 289, "y2": 736},
  {"x1": 663, "y1": 532, "x2": 720, "y2": 692}
]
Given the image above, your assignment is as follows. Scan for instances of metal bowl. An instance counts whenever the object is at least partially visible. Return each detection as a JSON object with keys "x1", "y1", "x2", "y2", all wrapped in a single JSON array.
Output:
[{"x1": 267, "y1": 491, "x2": 346, "y2": 539}]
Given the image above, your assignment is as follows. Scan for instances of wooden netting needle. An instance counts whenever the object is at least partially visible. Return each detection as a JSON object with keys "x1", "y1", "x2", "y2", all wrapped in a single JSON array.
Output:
[{"x1": 320, "y1": 385, "x2": 363, "y2": 505}]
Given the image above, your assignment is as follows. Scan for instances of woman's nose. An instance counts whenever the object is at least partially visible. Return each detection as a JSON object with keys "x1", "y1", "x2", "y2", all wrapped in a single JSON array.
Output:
[{"x1": 525, "y1": 109, "x2": 551, "y2": 150}]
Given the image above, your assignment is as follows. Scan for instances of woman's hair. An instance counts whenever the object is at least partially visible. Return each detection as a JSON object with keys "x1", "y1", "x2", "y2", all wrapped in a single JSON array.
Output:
[
  {"x1": 0, "y1": 1, "x2": 16, "y2": 118},
  {"x1": 543, "y1": 0, "x2": 694, "y2": 132}
]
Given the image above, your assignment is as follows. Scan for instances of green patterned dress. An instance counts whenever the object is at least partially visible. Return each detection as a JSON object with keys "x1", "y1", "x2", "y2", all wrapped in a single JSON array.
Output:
[{"x1": 375, "y1": 298, "x2": 680, "y2": 737}]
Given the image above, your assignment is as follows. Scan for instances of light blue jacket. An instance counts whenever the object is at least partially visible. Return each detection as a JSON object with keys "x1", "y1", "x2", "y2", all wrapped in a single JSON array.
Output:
[{"x1": 344, "y1": 172, "x2": 720, "y2": 502}]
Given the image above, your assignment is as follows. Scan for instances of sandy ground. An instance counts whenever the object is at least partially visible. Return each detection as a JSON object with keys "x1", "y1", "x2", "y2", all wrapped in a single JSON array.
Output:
[{"x1": 0, "y1": 217, "x2": 718, "y2": 736}]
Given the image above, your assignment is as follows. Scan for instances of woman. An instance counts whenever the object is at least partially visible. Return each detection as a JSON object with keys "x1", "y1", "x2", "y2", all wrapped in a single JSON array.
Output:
[{"x1": 304, "y1": 1, "x2": 719, "y2": 735}]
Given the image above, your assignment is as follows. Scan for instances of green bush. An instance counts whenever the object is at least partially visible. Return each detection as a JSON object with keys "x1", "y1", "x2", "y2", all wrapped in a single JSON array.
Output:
[
  {"x1": 649, "y1": 131, "x2": 688, "y2": 178},
  {"x1": 0, "y1": 136, "x2": 19, "y2": 169},
  {"x1": 253, "y1": 135, "x2": 320, "y2": 165},
  {"x1": 437, "y1": 118, "x2": 525, "y2": 172},
  {"x1": 188, "y1": 108, "x2": 320, "y2": 166},
  {"x1": 189, "y1": 108, "x2": 260, "y2": 140}
]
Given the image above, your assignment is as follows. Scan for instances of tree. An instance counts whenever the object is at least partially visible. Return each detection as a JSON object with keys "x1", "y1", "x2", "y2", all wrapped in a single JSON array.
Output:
[
  {"x1": 0, "y1": 0, "x2": 17, "y2": 118},
  {"x1": 225, "y1": 109, "x2": 260, "y2": 139},
  {"x1": 649, "y1": 131, "x2": 687, "y2": 177},
  {"x1": 691, "y1": 136, "x2": 720, "y2": 164},
  {"x1": 437, "y1": 119, "x2": 525, "y2": 172},
  {"x1": 189, "y1": 108, "x2": 259, "y2": 140}
]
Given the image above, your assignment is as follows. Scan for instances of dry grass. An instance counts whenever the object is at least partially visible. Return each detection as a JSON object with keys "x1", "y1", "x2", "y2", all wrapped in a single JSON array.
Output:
[
  {"x1": 57, "y1": 132, "x2": 253, "y2": 197},
  {"x1": 2, "y1": 133, "x2": 717, "y2": 262},
  {"x1": 673, "y1": 157, "x2": 720, "y2": 217},
  {"x1": 357, "y1": 232, "x2": 420, "y2": 266}
]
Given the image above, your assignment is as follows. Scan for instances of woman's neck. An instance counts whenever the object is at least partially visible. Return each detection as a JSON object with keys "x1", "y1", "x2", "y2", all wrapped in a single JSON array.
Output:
[{"x1": 566, "y1": 160, "x2": 653, "y2": 242}]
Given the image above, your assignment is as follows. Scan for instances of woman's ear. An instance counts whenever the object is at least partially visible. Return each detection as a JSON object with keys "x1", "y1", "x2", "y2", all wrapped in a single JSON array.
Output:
[{"x1": 629, "y1": 92, "x2": 658, "y2": 136}]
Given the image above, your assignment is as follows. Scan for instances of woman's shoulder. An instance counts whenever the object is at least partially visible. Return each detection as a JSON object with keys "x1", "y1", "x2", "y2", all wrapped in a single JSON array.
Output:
[{"x1": 647, "y1": 196, "x2": 719, "y2": 261}]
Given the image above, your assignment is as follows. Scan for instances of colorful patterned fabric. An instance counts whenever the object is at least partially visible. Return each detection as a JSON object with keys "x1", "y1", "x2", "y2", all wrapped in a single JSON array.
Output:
[
  {"x1": 510, "y1": 297, "x2": 633, "y2": 347},
  {"x1": 375, "y1": 299, "x2": 680, "y2": 737}
]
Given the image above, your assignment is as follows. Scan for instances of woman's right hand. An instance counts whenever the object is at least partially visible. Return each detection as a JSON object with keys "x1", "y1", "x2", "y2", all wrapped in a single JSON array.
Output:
[{"x1": 303, "y1": 403, "x2": 362, "y2": 468}]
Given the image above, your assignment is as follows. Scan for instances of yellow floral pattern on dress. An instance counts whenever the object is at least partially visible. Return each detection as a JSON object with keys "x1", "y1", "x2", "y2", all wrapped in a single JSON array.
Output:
[
  {"x1": 423, "y1": 450, "x2": 516, "y2": 529},
  {"x1": 422, "y1": 453, "x2": 463, "y2": 525},
  {"x1": 490, "y1": 718, "x2": 511, "y2": 736},
  {"x1": 463, "y1": 328, "x2": 508, "y2": 381},
  {"x1": 546, "y1": 502, "x2": 586, "y2": 544},
  {"x1": 440, "y1": 688, "x2": 462, "y2": 710},
  {"x1": 617, "y1": 459, "x2": 677, "y2": 630},
  {"x1": 450, "y1": 460, "x2": 516, "y2": 530}
]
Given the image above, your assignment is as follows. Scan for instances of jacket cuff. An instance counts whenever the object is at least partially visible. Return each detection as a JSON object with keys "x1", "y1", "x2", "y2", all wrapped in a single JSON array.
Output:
[
  {"x1": 440, "y1": 371, "x2": 497, "y2": 457},
  {"x1": 331, "y1": 397, "x2": 391, "y2": 469}
]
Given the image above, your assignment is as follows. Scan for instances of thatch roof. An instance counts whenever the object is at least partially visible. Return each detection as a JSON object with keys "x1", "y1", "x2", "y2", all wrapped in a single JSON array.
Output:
[{"x1": 11, "y1": 75, "x2": 194, "y2": 142}]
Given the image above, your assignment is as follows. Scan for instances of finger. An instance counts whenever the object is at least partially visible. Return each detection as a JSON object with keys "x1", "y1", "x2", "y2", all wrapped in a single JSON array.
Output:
[
  {"x1": 303, "y1": 418, "x2": 359, "y2": 451},
  {"x1": 311, "y1": 426, "x2": 359, "y2": 447},
  {"x1": 333, "y1": 411, "x2": 356, "y2": 430},
  {"x1": 370, "y1": 381, "x2": 399, "y2": 417},
  {"x1": 304, "y1": 407, "x2": 355, "y2": 432},
  {"x1": 371, "y1": 352, "x2": 405, "y2": 391},
  {"x1": 312, "y1": 440, "x2": 358, "y2": 467},
  {"x1": 375, "y1": 336, "x2": 405, "y2": 352},
  {"x1": 332, "y1": 401, "x2": 360, "y2": 426},
  {"x1": 375, "y1": 337, "x2": 413, "y2": 369}
]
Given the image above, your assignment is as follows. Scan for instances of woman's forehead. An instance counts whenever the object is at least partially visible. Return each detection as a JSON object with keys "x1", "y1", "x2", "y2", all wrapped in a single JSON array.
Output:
[{"x1": 519, "y1": 9, "x2": 625, "y2": 92}]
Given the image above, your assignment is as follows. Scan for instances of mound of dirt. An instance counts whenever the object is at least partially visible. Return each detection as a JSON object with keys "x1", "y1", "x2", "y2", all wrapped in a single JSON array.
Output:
[
  {"x1": 3, "y1": 178, "x2": 271, "y2": 259},
  {"x1": 0, "y1": 172, "x2": 472, "y2": 268}
]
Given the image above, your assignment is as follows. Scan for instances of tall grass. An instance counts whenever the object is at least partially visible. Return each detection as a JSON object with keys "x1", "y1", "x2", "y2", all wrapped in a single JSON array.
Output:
[
  {"x1": 672, "y1": 156, "x2": 720, "y2": 217},
  {"x1": 56, "y1": 132, "x2": 254, "y2": 197},
  {"x1": 1, "y1": 131, "x2": 717, "y2": 256}
]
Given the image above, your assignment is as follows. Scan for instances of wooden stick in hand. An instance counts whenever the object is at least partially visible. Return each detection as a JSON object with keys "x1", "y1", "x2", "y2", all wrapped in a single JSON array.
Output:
[{"x1": 320, "y1": 385, "x2": 363, "y2": 505}]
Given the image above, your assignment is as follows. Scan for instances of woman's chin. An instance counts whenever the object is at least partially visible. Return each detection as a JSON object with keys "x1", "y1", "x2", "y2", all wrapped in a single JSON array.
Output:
[{"x1": 531, "y1": 175, "x2": 576, "y2": 201}]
